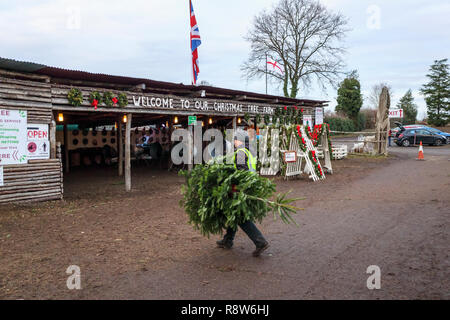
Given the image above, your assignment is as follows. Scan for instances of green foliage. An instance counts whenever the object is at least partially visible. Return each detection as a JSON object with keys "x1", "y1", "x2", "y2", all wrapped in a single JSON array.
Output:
[
  {"x1": 355, "y1": 112, "x2": 366, "y2": 131},
  {"x1": 103, "y1": 91, "x2": 115, "y2": 107},
  {"x1": 118, "y1": 93, "x2": 128, "y2": 107},
  {"x1": 67, "y1": 88, "x2": 83, "y2": 107},
  {"x1": 420, "y1": 59, "x2": 450, "y2": 126},
  {"x1": 179, "y1": 164, "x2": 301, "y2": 237},
  {"x1": 336, "y1": 71, "x2": 363, "y2": 119},
  {"x1": 397, "y1": 89, "x2": 418, "y2": 125},
  {"x1": 324, "y1": 116, "x2": 356, "y2": 132}
]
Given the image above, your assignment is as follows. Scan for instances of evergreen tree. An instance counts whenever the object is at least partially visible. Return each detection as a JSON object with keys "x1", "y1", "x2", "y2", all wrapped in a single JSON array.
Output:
[
  {"x1": 336, "y1": 71, "x2": 363, "y2": 120},
  {"x1": 420, "y1": 59, "x2": 450, "y2": 126},
  {"x1": 397, "y1": 89, "x2": 418, "y2": 125}
]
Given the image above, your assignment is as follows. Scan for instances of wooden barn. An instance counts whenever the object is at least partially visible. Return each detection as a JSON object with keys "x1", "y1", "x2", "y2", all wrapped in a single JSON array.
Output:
[{"x1": 0, "y1": 57, "x2": 327, "y2": 203}]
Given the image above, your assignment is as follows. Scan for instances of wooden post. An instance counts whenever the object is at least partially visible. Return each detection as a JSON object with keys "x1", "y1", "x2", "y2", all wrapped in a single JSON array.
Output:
[
  {"x1": 63, "y1": 123, "x2": 69, "y2": 173},
  {"x1": 125, "y1": 113, "x2": 132, "y2": 191},
  {"x1": 188, "y1": 124, "x2": 193, "y2": 171},
  {"x1": 118, "y1": 120, "x2": 123, "y2": 176},
  {"x1": 50, "y1": 119, "x2": 56, "y2": 159}
]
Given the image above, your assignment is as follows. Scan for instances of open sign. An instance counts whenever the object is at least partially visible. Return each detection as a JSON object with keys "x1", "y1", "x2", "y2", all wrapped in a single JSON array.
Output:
[{"x1": 27, "y1": 124, "x2": 50, "y2": 160}]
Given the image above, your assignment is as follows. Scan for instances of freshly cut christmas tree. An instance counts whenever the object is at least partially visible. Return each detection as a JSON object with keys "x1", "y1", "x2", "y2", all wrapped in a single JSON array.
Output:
[{"x1": 180, "y1": 164, "x2": 302, "y2": 237}]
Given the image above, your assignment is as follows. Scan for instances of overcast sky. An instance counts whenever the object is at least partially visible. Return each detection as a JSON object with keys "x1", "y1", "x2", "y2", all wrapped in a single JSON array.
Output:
[{"x1": 1, "y1": 0, "x2": 449, "y2": 119}]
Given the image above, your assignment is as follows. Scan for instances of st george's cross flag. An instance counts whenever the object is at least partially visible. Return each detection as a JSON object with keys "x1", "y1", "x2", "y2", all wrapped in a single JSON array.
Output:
[
  {"x1": 267, "y1": 57, "x2": 283, "y2": 74},
  {"x1": 190, "y1": 0, "x2": 201, "y2": 85}
]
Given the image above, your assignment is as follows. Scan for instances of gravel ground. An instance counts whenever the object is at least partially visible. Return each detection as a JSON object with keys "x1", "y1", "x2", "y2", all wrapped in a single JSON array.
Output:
[{"x1": 0, "y1": 147, "x2": 448, "y2": 300}]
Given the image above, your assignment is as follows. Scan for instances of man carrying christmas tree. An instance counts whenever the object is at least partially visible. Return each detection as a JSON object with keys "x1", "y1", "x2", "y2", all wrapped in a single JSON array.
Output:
[{"x1": 216, "y1": 130, "x2": 270, "y2": 257}]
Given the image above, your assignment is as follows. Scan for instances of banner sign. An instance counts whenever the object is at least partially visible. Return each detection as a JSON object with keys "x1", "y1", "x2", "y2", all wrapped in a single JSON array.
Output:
[
  {"x1": 131, "y1": 96, "x2": 275, "y2": 115},
  {"x1": 389, "y1": 109, "x2": 404, "y2": 118},
  {"x1": 27, "y1": 124, "x2": 50, "y2": 160},
  {"x1": 315, "y1": 107, "x2": 324, "y2": 125},
  {"x1": 0, "y1": 109, "x2": 27, "y2": 165}
]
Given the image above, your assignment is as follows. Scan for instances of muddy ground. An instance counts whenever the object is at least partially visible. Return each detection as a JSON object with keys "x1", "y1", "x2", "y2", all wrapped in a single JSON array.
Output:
[{"x1": 0, "y1": 146, "x2": 449, "y2": 300}]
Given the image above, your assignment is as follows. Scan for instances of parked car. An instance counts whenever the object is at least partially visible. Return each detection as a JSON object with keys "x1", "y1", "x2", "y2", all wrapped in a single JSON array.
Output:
[
  {"x1": 394, "y1": 127, "x2": 447, "y2": 147},
  {"x1": 425, "y1": 127, "x2": 450, "y2": 144},
  {"x1": 391, "y1": 124, "x2": 423, "y2": 137}
]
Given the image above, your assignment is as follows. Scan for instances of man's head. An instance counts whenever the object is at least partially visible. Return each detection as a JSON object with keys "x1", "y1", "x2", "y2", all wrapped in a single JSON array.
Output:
[{"x1": 234, "y1": 130, "x2": 248, "y2": 148}]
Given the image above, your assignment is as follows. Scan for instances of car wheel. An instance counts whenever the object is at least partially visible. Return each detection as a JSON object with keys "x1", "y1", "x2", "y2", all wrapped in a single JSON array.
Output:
[
  {"x1": 435, "y1": 139, "x2": 443, "y2": 146},
  {"x1": 402, "y1": 139, "x2": 410, "y2": 147}
]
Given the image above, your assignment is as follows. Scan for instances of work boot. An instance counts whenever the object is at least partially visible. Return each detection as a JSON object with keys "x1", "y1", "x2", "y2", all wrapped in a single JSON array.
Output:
[
  {"x1": 252, "y1": 242, "x2": 269, "y2": 257},
  {"x1": 216, "y1": 239, "x2": 233, "y2": 249}
]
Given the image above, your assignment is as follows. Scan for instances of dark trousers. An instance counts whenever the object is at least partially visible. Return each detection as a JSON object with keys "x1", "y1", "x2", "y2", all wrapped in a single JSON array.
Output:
[{"x1": 223, "y1": 221, "x2": 267, "y2": 247}]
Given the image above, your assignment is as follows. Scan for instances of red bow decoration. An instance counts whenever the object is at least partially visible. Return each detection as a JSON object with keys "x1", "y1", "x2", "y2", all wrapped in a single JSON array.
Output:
[
  {"x1": 92, "y1": 99, "x2": 99, "y2": 110},
  {"x1": 301, "y1": 108, "x2": 304, "y2": 113},
  {"x1": 112, "y1": 97, "x2": 118, "y2": 105},
  {"x1": 294, "y1": 106, "x2": 298, "y2": 110}
]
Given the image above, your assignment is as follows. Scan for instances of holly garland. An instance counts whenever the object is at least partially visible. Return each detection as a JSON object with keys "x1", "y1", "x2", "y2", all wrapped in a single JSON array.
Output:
[
  {"x1": 295, "y1": 125, "x2": 307, "y2": 152},
  {"x1": 309, "y1": 150, "x2": 324, "y2": 178},
  {"x1": 309, "y1": 124, "x2": 334, "y2": 160},
  {"x1": 295, "y1": 125, "x2": 325, "y2": 179}
]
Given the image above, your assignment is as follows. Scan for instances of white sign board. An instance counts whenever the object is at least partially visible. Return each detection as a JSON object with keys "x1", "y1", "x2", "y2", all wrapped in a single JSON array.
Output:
[
  {"x1": 27, "y1": 124, "x2": 50, "y2": 160},
  {"x1": 0, "y1": 167, "x2": 3, "y2": 186},
  {"x1": 389, "y1": 109, "x2": 404, "y2": 118},
  {"x1": 0, "y1": 109, "x2": 27, "y2": 165},
  {"x1": 284, "y1": 151, "x2": 297, "y2": 163},
  {"x1": 303, "y1": 115, "x2": 313, "y2": 128},
  {"x1": 315, "y1": 108, "x2": 324, "y2": 125}
]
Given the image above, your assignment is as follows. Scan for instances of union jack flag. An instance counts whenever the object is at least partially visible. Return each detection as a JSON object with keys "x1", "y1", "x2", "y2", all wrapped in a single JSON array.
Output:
[{"x1": 190, "y1": 0, "x2": 201, "y2": 85}]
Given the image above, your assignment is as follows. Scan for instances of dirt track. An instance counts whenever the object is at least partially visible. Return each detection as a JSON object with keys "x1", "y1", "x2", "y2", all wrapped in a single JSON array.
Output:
[{"x1": 0, "y1": 147, "x2": 449, "y2": 299}]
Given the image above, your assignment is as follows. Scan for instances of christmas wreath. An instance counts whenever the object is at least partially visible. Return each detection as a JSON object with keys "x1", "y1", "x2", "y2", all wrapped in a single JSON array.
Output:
[
  {"x1": 103, "y1": 91, "x2": 115, "y2": 107},
  {"x1": 67, "y1": 88, "x2": 83, "y2": 107},
  {"x1": 180, "y1": 164, "x2": 302, "y2": 237},
  {"x1": 118, "y1": 93, "x2": 128, "y2": 107},
  {"x1": 89, "y1": 91, "x2": 102, "y2": 110}
]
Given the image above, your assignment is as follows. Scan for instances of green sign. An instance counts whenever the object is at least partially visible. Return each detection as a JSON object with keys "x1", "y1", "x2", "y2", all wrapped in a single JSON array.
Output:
[{"x1": 188, "y1": 116, "x2": 197, "y2": 125}]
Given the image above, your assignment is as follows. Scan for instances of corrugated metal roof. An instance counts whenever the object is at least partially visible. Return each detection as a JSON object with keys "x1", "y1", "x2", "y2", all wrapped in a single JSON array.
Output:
[
  {"x1": 0, "y1": 57, "x2": 46, "y2": 73},
  {"x1": 0, "y1": 56, "x2": 327, "y2": 106}
]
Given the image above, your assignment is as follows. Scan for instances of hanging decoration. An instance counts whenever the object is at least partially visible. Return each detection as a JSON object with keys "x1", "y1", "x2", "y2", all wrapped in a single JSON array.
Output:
[
  {"x1": 103, "y1": 92, "x2": 114, "y2": 107},
  {"x1": 89, "y1": 91, "x2": 102, "y2": 110},
  {"x1": 67, "y1": 88, "x2": 83, "y2": 107},
  {"x1": 118, "y1": 93, "x2": 128, "y2": 107}
]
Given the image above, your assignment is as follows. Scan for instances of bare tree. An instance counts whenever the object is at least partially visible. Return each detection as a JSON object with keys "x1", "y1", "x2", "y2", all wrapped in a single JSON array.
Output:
[
  {"x1": 242, "y1": 0, "x2": 349, "y2": 98},
  {"x1": 367, "y1": 83, "x2": 392, "y2": 109}
]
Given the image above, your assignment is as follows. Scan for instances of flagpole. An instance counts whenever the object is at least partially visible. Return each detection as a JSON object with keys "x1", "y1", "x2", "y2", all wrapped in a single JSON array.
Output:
[{"x1": 265, "y1": 53, "x2": 268, "y2": 94}]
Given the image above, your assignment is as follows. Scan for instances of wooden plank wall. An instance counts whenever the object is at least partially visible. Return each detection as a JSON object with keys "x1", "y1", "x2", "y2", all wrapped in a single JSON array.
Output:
[
  {"x1": 0, "y1": 159, "x2": 63, "y2": 203},
  {"x1": 0, "y1": 72, "x2": 53, "y2": 124},
  {"x1": 0, "y1": 70, "x2": 63, "y2": 204}
]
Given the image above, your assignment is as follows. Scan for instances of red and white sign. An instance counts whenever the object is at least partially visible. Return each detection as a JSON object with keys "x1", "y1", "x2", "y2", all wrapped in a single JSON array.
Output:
[
  {"x1": 389, "y1": 109, "x2": 404, "y2": 118},
  {"x1": 284, "y1": 151, "x2": 298, "y2": 163},
  {"x1": 0, "y1": 109, "x2": 27, "y2": 165},
  {"x1": 27, "y1": 124, "x2": 50, "y2": 160}
]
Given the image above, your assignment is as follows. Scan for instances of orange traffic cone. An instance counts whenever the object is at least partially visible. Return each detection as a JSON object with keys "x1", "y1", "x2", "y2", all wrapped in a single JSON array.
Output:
[{"x1": 416, "y1": 141, "x2": 425, "y2": 160}]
